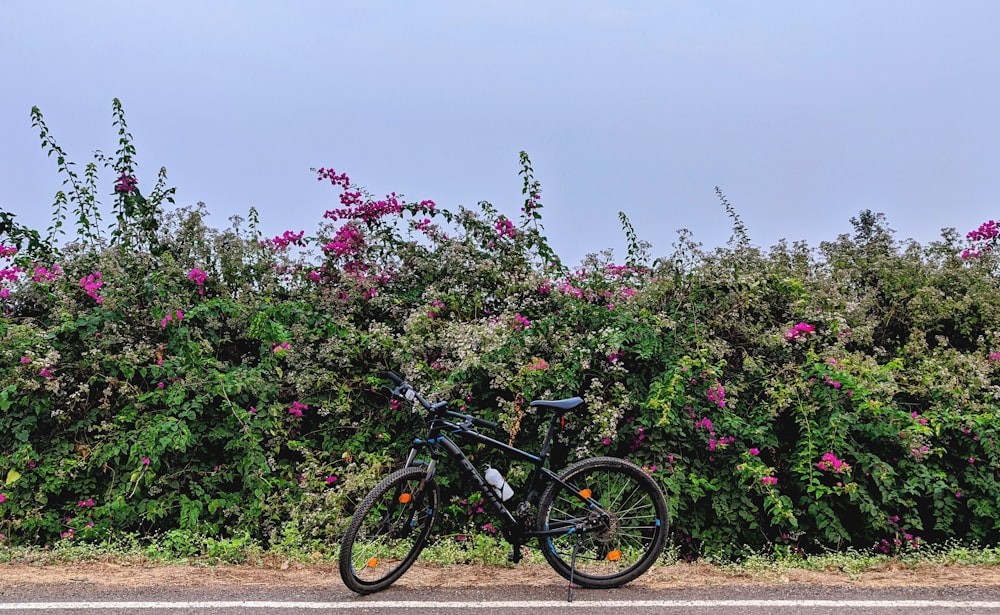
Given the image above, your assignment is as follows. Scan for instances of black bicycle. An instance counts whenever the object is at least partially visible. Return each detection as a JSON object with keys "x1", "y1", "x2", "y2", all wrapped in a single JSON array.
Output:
[{"x1": 338, "y1": 371, "x2": 669, "y2": 599}]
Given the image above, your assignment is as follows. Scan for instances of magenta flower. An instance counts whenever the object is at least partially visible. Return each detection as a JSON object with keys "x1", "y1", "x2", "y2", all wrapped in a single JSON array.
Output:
[
  {"x1": 528, "y1": 358, "x2": 549, "y2": 371},
  {"x1": 0, "y1": 493, "x2": 6, "y2": 503},
  {"x1": 761, "y1": 476, "x2": 778, "y2": 485},
  {"x1": 141, "y1": 457, "x2": 151, "y2": 466},
  {"x1": 816, "y1": 452, "x2": 850, "y2": 473},
  {"x1": 79, "y1": 272, "x2": 103, "y2": 304},
  {"x1": 288, "y1": 401, "x2": 308, "y2": 417},
  {"x1": 187, "y1": 268, "x2": 208, "y2": 295},
  {"x1": 32, "y1": 266, "x2": 61, "y2": 282},
  {"x1": 322, "y1": 223, "x2": 365, "y2": 256},
  {"x1": 749, "y1": 448, "x2": 760, "y2": 456},
  {"x1": 268, "y1": 230, "x2": 305, "y2": 250},
  {"x1": 967, "y1": 220, "x2": 999, "y2": 241},
  {"x1": 495, "y1": 217, "x2": 516, "y2": 238},
  {"x1": 706, "y1": 381, "x2": 726, "y2": 408},
  {"x1": 115, "y1": 173, "x2": 138, "y2": 194},
  {"x1": 784, "y1": 322, "x2": 816, "y2": 341},
  {"x1": 160, "y1": 310, "x2": 184, "y2": 328},
  {"x1": 513, "y1": 313, "x2": 531, "y2": 330},
  {"x1": 326, "y1": 476, "x2": 338, "y2": 484}
]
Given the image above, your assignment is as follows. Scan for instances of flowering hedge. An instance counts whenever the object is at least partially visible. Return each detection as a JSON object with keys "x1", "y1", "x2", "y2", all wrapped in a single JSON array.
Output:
[{"x1": 2, "y1": 103, "x2": 1000, "y2": 559}]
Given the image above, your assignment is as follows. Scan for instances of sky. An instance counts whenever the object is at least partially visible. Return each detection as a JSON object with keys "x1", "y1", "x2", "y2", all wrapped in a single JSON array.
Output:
[{"x1": 2, "y1": 1, "x2": 1000, "y2": 267}]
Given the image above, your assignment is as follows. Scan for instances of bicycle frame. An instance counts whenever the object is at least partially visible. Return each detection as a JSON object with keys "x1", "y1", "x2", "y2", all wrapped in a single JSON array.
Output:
[{"x1": 403, "y1": 401, "x2": 598, "y2": 547}]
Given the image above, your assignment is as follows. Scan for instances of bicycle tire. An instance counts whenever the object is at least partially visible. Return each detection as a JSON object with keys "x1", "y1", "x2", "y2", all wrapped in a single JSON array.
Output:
[
  {"x1": 536, "y1": 456, "x2": 668, "y2": 588},
  {"x1": 339, "y1": 465, "x2": 439, "y2": 594}
]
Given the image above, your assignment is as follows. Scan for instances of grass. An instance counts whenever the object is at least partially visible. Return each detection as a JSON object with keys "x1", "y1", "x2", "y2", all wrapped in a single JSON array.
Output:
[{"x1": 3, "y1": 533, "x2": 1000, "y2": 576}]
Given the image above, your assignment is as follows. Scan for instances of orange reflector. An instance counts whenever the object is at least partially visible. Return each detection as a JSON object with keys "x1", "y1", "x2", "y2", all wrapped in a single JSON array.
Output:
[
  {"x1": 366, "y1": 557, "x2": 379, "y2": 568},
  {"x1": 399, "y1": 493, "x2": 412, "y2": 504},
  {"x1": 579, "y1": 488, "x2": 592, "y2": 499},
  {"x1": 607, "y1": 549, "x2": 623, "y2": 561}
]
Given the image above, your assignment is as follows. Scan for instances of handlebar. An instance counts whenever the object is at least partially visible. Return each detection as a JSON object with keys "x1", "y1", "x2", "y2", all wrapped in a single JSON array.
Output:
[{"x1": 386, "y1": 371, "x2": 502, "y2": 434}]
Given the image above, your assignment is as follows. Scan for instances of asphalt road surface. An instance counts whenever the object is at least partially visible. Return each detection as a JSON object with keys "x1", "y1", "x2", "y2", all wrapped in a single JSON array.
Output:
[{"x1": 5, "y1": 582, "x2": 1000, "y2": 614}]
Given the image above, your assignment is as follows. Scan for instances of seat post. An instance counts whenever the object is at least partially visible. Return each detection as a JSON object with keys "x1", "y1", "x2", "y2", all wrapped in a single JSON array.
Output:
[{"x1": 537, "y1": 408, "x2": 563, "y2": 462}]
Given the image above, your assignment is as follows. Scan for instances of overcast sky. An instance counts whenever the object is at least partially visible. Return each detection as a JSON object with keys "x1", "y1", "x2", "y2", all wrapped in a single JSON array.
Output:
[{"x1": 2, "y1": 1, "x2": 999, "y2": 266}]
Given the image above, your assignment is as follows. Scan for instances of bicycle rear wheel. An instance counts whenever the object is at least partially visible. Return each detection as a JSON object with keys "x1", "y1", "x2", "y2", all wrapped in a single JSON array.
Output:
[
  {"x1": 339, "y1": 465, "x2": 439, "y2": 594},
  {"x1": 537, "y1": 456, "x2": 668, "y2": 588}
]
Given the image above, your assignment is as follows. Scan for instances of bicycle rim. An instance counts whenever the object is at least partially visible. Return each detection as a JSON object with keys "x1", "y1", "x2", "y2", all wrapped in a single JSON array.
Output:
[
  {"x1": 339, "y1": 466, "x2": 439, "y2": 594},
  {"x1": 537, "y1": 457, "x2": 667, "y2": 588}
]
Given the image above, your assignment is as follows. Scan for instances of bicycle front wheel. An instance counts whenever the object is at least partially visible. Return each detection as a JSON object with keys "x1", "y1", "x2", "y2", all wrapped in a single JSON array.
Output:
[
  {"x1": 339, "y1": 465, "x2": 440, "y2": 594},
  {"x1": 537, "y1": 456, "x2": 668, "y2": 588}
]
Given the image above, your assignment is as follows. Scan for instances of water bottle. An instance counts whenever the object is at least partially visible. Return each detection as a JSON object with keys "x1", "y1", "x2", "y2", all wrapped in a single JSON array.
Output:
[{"x1": 484, "y1": 466, "x2": 514, "y2": 502}]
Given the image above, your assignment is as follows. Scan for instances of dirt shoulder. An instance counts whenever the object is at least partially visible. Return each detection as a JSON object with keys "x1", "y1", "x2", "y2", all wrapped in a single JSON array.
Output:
[{"x1": 3, "y1": 561, "x2": 1000, "y2": 590}]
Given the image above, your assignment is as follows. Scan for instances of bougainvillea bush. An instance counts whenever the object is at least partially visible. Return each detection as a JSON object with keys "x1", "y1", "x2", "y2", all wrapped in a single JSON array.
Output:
[{"x1": 2, "y1": 102, "x2": 1000, "y2": 560}]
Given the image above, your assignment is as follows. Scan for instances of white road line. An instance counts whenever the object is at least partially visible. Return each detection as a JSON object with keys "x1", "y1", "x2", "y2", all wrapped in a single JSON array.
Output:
[{"x1": 1, "y1": 600, "x2": 1000, "y2": 610}]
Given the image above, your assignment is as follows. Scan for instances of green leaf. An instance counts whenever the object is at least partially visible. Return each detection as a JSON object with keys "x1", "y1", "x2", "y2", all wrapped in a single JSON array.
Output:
[{"x1": 6, "y1": 468, "x2": 21, "y2": 486}]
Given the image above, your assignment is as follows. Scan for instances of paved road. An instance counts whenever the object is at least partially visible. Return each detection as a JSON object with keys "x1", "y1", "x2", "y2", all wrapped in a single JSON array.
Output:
[{"x1": 4, "y1": 582, "x2": 1000, "y2": 614}]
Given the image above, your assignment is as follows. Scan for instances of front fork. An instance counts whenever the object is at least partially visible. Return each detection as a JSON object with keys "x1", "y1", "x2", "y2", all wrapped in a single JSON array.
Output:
[{"x1": 404, "y1": 447, "x2": 437, "y2": 480}]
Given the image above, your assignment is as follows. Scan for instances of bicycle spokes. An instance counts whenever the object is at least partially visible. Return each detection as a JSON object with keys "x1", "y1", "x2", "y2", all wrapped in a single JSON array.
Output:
[
  {"x1": 340, "y1": 467, "x2": 440, "y2": 594},
  {"x1": 538, "y1": 458, "x2": 668, "y2": 588}
]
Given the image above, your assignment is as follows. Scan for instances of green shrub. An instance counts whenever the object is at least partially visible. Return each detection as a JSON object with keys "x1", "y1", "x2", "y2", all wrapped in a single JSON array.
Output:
[{"x1": 2, "y1": 101, "x2": 1000, "y2": 561}]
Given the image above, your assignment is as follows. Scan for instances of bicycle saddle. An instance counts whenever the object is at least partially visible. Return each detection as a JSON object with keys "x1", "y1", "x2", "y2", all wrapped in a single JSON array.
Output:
[{"x1": 529, "y1": 397, "x2": 584, "y2": 412}]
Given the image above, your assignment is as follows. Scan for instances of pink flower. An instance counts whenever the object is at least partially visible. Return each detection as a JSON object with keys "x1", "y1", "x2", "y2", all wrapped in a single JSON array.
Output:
[
  {"x1": 268, "y1": 230, "x2": 305, "y2": 250},
  {"x1": 187, "y1": 268, "x2": 208, "y2": 295},
  {"x1": 20, "y1": 357, "x2": 31, "y2": 364},
  {"x1": 706, "y1": 381, "x2": 726, "y2": 408},
  {"x1": 115, "y1": 173, "x2": 137, "y2": 194},
  {"x1": 784, "y1": 322, "x2": 816, "y2": 341},
  {"x1": 494, "y1": 217, "x2": 516, "y2": 238},
  {"x1": 761, "y1": 476, "x2": 778, "y2": 485},
  {"x1": 288, "y1": 401, "x2": 308, "y2": 418},
  {"x1": 79, "y1": 272, "x2": 103, "y2": 304},
  {"x1": 326, "y1": 476, "x2": 338, "y2": 484},
  {"x1": 141, "y1": 457, "x2": 151, "y2": 466},
  {"x1": 749, "y1": 448, "x2": 760, "y2": 456},
  {"x1": 513, "y1": 313, "x2": 531, "y2": 330},
  {"x1": 32, "y1": 266, "x2": 61, "y2": 282},
  {"x1": 817, "y1": 452, "x2": 850, "y2": 473},
  {"x1": 322, "y1": 223, "x2": 365, "y2": 256},
  {"x1": 0, "y1": 493, "x2": 6, "y2": 503},
  {"x1": 527, "y1": 358, "x2": 549, "y2": 371}
]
